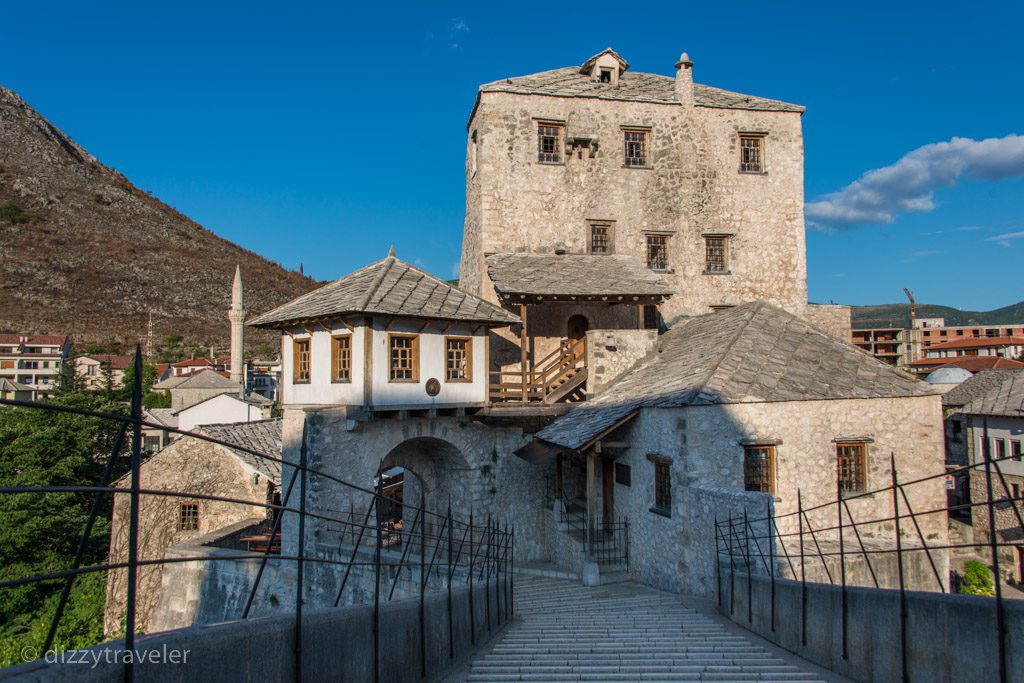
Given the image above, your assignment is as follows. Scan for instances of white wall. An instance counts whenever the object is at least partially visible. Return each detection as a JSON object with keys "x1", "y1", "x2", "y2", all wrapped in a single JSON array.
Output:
[
  {"x1": 177, "y1": 393, "x2": 264, "y2": 432},
  {"x1": 280, "y1": 317, "x2": 489, "y2": 407}
]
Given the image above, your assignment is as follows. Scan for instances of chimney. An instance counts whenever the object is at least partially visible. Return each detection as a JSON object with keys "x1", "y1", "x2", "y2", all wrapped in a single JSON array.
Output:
[{"x1": 674, "y1": 52, "x2": 694, "y2": 107}]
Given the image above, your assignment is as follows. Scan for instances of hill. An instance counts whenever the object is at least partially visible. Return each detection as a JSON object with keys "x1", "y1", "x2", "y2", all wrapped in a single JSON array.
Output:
[
  {"x1": 0, "y1": 86, "x2": 317, "y2": 355},
  {"x1": 851, "y1": 300, "x2": 1024, "y2": 329}
]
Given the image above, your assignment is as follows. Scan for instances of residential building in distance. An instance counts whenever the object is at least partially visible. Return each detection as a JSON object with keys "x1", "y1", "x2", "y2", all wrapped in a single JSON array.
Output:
[
  {"x1": 74, "y1": 354, "x2": 133, "y2": 391},
  {"x1": 247, "y1": 359, "x2": 281, "y2": 401},
  {"x1": 0, "y1": 334, "x2": 72, "y2": 398},
  {"x1": 0, "y1": 377, "x2": 33, "y2": 401},
  {"x1": 851, "y1": 327, "x2": 908, "y2": 367},
  {"x1": 910, "y1": 336, "x2": 1024, "y2": 374},
  {"x1": 853, "y1": 318, "x2": 1024, "y2": 371}
]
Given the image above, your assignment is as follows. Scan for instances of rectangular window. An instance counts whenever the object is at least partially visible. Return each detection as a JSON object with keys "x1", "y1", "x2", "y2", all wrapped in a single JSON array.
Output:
[
  {"x1": 589, "y1": 223, "x2": 612, "y2": 255},
  {"x1": 648, "y1": 455, "x2": 671, "y2": 515},
  {"x1": 389, "y1": 334, "x2": 419, "y2": 382},
  {"x1": 143, "y1": 435, "x2": 161, "y2": 453},
  {"x1": 837, "y1": 442, "x2": 868, "y2": 495},
  {"x1": 1013, "y1": 441, "x2": 1023, "y2": 461},
  {"x1": 178, "y1": 503, "x2": 199, "y2": 531},
  {"x1": 705, "y1": 236, "x2": 729, "y2": 274},
  {"x1": 624, "y1": 129, "x2": 648, "y2": 167},
  {"x1": 537, "y1": 123, "x2": 563, "y2": 164},
  {"x1": 642, "y1": 304, "x2": 659, "y2": 330},
  {"x1": 331, "y1": 335, "x2": 351, "y2": 383},
  {"x1": 739, "y1": 135, "x2": 765, "y2": 173},
  {"x1": 996, "y1": 439, "x2": 1008, "y2": 460},
  {"x1": 293, "y1": 338, "x2": 311, "y2": 384},
  {"x1": 445, "y1": 337, "x2": 472, "y2": 382},
  {"x1": 646, "y1": 234, "x2": 669, "y2": 271},
  {"x1": 744, "y1": 445, "x2": 776, "y2": 494}
]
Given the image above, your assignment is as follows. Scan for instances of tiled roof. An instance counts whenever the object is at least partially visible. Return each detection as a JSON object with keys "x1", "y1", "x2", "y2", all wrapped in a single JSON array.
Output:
[
  {"x1": 81, "y1": 354, "x2": 134, "y2": 370},
  {"x1": 0, "y1": 378, "x2": 33, "y2": 392},
  {"x1": 168, "y1": 368, "x2": 238, "y2": 390},
  {"x1": 942, "y1": 369, "x2": 1024, "y2": 418},
  {"x1": 199, "y1": 419, "x2": 282, "y2": 484},
  {"x1": 144, "y1": 408, "x2": 178, "y2": 428},
  {"x1": 475, "y1": 66, "x2": 804, "y2": 113},
  {"x1": 486, "y1": 254, "x2": 674, "y2": 298},
  {"x1": 0, "y1": 334, "x2": 69, "y2": 346},
  {"x1": 536, "y1": 301, "x2": 934, "y2": 450},
  {"x1": 152, "y1": 374, "x2": 189, "y2": 390},
  {"x1": 250, "y1": 252, "x2": 520, "y2": 327},
  {"x1": 172, "y1": 357, "x2": 213, "y2": 368},
  {"x1": 925, "y1": 336, "x2": 1024, "y2": 351},
  {"x1": 172, "y1": 390, "x2": 272, "y2": 415}
]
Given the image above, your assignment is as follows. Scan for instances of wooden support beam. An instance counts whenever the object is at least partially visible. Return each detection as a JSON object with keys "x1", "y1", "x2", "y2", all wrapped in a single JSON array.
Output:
[
  {"x1": 586, "y1": 451, "x2": 598, "y2": 556},
  {"x1": 363, "y1": 316, "x2": 374, "y2": 406},
  {"x1": 519, "y1": 304, "x2": 529, "y2": 403}
]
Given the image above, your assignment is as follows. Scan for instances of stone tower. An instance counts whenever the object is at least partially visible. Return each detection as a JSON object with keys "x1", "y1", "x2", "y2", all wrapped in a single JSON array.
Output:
[{"x1": 228, "y1": 265, "x2": 245, "y2": 390}]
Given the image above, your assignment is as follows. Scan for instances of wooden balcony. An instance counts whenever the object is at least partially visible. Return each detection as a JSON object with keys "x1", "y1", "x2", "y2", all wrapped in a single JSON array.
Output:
[{"x1": 490, "y1": 337, "x2": 588, "y2": 404}]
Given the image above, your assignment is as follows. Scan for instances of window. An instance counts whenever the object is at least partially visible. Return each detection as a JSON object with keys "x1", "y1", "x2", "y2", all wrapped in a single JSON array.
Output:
[
  {"x1": 293, "y1": 338, "x2": 311, "y2": 384},
  {"x1": 739, "y1": 135, "x2": 765, "y2": 173},
  {"x1": 178, "y1": 503, "x2": 199, "y2": 531},
  {"x1": 331, "y1": 335, "x2": 351, "y2": 383},
  {"x1": 1013, "y1": 441, "x2": 1023, "y2": 461},
  {"x1": 705, "y1": 236, "x2": 729, "y2": 274},
  {"x1": 744, "y1": 445, "x2": 776, "y2": 494},
  {"x1": 537, "y1": 123, "x2": 563, "y2": 164},
  {"x1": 996, "y1": 439, "x2": 1008, "y2": 460},
  {"x1": 646, "y1": 234, "x2": 669, "y2": 271},
  {"x1": 624, "y1": 129, "x2": 648, "y2": 168},
  {"x1": 837, "y1": 442, "x2": 868, "y2": 495},
  {"x1": 143, "y1": 435, "x2": 161, "y2": 453},
  {"x1": 642, "y1": 304, "x2": 659, "y2": 330},
  {"x1": 445, "y1": 337, "x2": 472, "y2": 382},
  {"x1": 589, "y1": 223, "x2": 612, "y2": 255},
  {"x1": 599, "y1": 68, "x2": 612, "y2": 83},
  {"x1": 389, "y1": 334, "x2": 419, "y2": 382},
  {"x1": 648, "y1": 455, "x2": 671, "y2": 515}
]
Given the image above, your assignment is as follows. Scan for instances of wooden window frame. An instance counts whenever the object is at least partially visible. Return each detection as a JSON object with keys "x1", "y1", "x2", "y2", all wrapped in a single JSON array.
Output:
[
  {"x1": 444, "y1": 336, "x2": 473, "y2": 383},
  {"x1": 623, "y1": 128, "x2": 649, "y2": 168},
  {"x1": 292, "y1": 337, "x2": 311, "y2": 384},
  {"x1": 388, "y1": 333, "x2": 420, "y2": 383},
  {"x1": 588, "y1": 221, "x2": 614, "y2": 255},
  {"x1": 704, "y1": 236, "x2": 730, "y2": 274},
  {"x1": 647, "y1": 454, "x2": 672, "y2": 517},
  {"x1": 743, "y1": 445, "x2": 776, "y2": 495},
  {"x1": 330, "y1": 334, "x2": 352, "y2": 384},
  {"x1": 645, "y1": 234, "x2": 670, "y2": 272},
  {"x1": 836, "y1": 442, "x2": 868, "y2": 495},
  {"x1": 537, "y1": 122, "x2": 564, "y2": 164},
  {"x1": 739, "y1": 134, "x2": 766, "y2": 174},
  {"x1": 178, "y1": 502, "x2": 199, "y2": 531}
]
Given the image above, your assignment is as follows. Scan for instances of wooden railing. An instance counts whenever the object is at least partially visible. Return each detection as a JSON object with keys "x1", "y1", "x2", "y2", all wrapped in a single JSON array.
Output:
[{"x1": 489, "y1": 337, "x2": 587, "y2": 403}]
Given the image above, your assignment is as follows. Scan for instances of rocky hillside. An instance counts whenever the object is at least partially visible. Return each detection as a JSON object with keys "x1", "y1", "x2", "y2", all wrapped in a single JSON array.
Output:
[
  {"x1": 851, "y1": 300, "x2": 1024, "y2": 329},
  {"x1": 0, "y1": 86, "x2": 317, "y2": 354}
]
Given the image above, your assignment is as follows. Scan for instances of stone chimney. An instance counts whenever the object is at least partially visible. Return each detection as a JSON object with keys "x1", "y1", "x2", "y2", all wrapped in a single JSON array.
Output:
[
  {"x1": 228, "y1": 264, "x2": 246, "y2": 394},
  {"x1": 674, "y1": 52, "x2": 694, "y2": 107}
]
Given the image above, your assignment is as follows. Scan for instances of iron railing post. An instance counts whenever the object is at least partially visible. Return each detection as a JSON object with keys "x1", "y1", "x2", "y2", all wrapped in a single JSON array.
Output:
[
  {"x1": 373, "y1": 466, "x2": 382, "y2": 683},
  {"x1": 744, "y1": 508, "x2": 752, "y2": 624},
  {"x1": 768, "y1": 502, "x2": 775, "y2": 633},
  {"x1": 798, "y1": 490, "x2": 806, "y2": 648},
  {"x1": 727, "y1": 516, "x2": 736, "y2": 616},
  {"x1": 485, "y1": 517, "x2": 492, "y2": 631},
  {"x1": 510, "y1": 525, "x2": 515, "y2": 617},
  {"x1": 447, "y1": 501, "x2": 454, "y2": 660},
  {"x1": 294, "y1": 426, "x2": 308, "y2": 683},
  {"x1": 890, "y1": 453, "x2": 908, "y2": 683},
  {"x1": 124, "y1": 347, "x2": 143, "y2": 683},
  {"x1": 838, "y1": 478, "x2": 847, "y2": 661},
  {"x1": 468, "y1": 507, "x2": 475, "y2": 645},
  {"x1": 982, "y1": 419, "x2": 1008, "y2": 683},
  {"x1": 419, "y1": 491, "x2": 426, "y2": 680},
  {"x1": 714, "y1": 515, "x2": 721, "y2": 609}
]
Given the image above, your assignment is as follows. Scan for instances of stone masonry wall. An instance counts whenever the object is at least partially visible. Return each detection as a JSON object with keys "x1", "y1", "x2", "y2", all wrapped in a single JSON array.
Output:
[
  {"x1": 104, "y1": 438, "x2": 272, "y2": 635},
  {"x1": 461, "y1": 89, "x2": 808, "y2": 321},
  {"x1": 802, "y1": 303, "x2": 853, "y2": 341},
  {"x1": 585, "y1": 328, "x2": 657, "y2": 396}
]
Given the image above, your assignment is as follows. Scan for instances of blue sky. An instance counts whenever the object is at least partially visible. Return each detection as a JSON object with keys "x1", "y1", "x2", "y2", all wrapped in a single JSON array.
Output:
[{"x1": 2, "y1": 1, "x2": 1022, "y2": 310}]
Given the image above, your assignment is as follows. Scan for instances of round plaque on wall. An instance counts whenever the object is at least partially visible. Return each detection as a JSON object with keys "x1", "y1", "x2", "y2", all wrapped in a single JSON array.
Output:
[{"x1": 425, "y1": 378, "x2": 441, "y2": 397}]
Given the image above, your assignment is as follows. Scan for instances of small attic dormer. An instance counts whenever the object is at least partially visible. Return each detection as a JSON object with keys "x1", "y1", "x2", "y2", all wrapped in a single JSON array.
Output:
[{"x1": 580, "y1": 48, "x2": 629, "y2": 86}]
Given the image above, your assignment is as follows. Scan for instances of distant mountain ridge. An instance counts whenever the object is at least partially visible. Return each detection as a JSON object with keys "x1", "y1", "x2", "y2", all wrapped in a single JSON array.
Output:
[
  {"x1": 850, "y1": 300, "x2": 1024, "y2": 329},
  {"x1": 0, "y1": 86, "x2": 318, "y2": 352}
]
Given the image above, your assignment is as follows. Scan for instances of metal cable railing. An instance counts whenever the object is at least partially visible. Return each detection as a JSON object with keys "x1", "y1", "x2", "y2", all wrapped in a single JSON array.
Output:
[{"x1": 0, "y1": 348, "x2": 515, "y2": 682}]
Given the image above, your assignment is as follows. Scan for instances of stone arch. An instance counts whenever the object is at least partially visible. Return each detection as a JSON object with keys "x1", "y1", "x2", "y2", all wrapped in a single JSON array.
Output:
[
  {"x1": 380, "y1": 436, "x2": 475, "y2": 534},
  {"x1": 567, "y1": 314, "x2": 589, "y2": 341}
]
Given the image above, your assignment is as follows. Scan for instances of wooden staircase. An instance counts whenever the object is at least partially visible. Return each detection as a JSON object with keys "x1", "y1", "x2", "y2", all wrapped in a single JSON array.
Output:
[{"x1": 490, "y1": 337, "x2": 587, "y2": 404}]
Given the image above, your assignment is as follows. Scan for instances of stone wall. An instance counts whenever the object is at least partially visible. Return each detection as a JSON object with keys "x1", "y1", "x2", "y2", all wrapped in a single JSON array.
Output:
[
  {"x1": 104, "y1": 437, "x2": 274, "y2": 635},
  {"x1": 461, "y1": 89, "x2": 808, "y2": 321},
  {"x1": 802, "y1": 303, "x2": 853, "y2": 341},
  {"x1": 585, "y1": 328, "x2": 657, "y2": 396},
  {"x1": 603, "y1": 394, "x2": 947, "y2": 597}
]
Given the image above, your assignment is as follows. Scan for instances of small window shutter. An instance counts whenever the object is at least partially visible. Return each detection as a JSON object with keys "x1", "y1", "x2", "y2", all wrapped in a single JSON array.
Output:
[
  {"x1": 293, "y1": 339, "x2": 302, "y2": 381},
  {"x1": 330, "y1": 337, "x2": 338, "y2": 380}
]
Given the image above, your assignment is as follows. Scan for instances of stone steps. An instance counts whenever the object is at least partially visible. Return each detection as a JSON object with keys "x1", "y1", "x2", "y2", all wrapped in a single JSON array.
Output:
[{"x1": 458, "y1": 576, "x2": 832, "y2": 682}]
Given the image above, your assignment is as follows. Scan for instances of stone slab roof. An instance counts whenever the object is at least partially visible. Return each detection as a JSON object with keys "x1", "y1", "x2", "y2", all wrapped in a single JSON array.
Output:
[
  {"x1": 144, "y1": 408, "x2": 178, "y2": 428},
  {"x1": 166, "y1": 368, "x2": 238, "y2": 390},
  {"x1": 536, "y1": 301, "x2": 935, "y2": 450},
  {"x1": 0, "y1": 377, "x2": 33, "y2": 392},
  {"x1": 152, "y1": 375, "x2": 189, "y2": 391},
  {"x1": 199, "y1": 419, "x2": 282, "y2": 484},
  {"x1": 250, "y1": 252, "x2": 519, "y2": 327},
  {"x1": 943, "y1": 369, "x2": 1024, "y2": 418},
  {"x1": 476, "y1": 66, "x2": 804, "y2": 113},
  {"x1": 486, "y1": 254, "x2": 674, "y2": 298}
]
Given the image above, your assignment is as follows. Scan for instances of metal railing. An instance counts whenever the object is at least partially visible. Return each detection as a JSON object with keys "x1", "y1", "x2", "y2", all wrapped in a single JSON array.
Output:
[
  {"x1": 714, "y1": 427, "x2": 1024, "y2": 683},
  {"x1": 589, "y1": 518, "x2": 629, "y2": 568},
  {"x1": 0, "y1": 348, "x2": 514, "y2": 682}
]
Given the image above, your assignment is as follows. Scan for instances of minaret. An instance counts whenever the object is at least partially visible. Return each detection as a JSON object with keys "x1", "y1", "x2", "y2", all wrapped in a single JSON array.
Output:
[{"x1": 228, "y1": 265, "x2": 246, "y2": 392}]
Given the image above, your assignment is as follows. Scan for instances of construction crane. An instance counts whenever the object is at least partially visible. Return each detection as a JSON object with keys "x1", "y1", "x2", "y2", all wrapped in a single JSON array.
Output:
[{"x1": 904, "y1": 288, "x2": 917, "y2": 363}]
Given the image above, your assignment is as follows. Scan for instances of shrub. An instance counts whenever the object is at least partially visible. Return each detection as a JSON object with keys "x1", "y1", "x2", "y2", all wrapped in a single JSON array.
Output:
[
  {"x1": 960, "y1": 560, "x2": 995, "y2": 596},
  {"x1": 0, "y1": 202, "x2": 32, "y2": 225}
]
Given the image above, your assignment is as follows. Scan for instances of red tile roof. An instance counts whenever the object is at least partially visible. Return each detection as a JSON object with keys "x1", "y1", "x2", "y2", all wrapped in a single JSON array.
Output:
[
  {"x1": 926, "y1": 336, "x2": 1024, "y2": 351},
  {"x1": 0, "y1": 334, "x2": 69, "y2": 346},
  {"x1": 910, "y1": 356, "x2": 1024, "y2": 371},
  {"x1": 82, "y1": 354, "x2": 134, "y2": 370},
  {"x1": 171, "y1": 357, "x2": 213, "y2": 368}
]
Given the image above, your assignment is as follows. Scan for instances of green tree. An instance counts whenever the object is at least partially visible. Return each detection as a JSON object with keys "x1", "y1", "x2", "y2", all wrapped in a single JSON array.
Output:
[
  {"x1": 0, "y1": 393, "x2": 129, "y2": 666},
  {"x1": 959, "y1": 560, "x2": 995, "y2": 596},
  {"x1": 119, "y1": 358, "x2": 157, "y2": 401}
]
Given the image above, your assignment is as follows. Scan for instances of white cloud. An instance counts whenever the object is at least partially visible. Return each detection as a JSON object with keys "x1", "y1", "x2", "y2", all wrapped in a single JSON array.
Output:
[
  {"x1": 806, "y1": 134, "x2": 1024, "y2": 230},
  {"x1": 986, "y1": 230, "x2": 1024, "y2": 248},
  {"x1": 448, "y1": 18, "x2": 469, "y2": 49}
]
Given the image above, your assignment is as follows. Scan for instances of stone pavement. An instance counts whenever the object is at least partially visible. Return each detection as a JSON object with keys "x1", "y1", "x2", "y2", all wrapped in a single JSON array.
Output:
[{"x1": 447, "y1": 575, "x2": 846, "y2": 683}]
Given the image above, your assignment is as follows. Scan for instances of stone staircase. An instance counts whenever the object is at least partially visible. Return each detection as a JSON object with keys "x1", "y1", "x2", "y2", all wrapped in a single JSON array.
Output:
[{"x1": 457, "y1": 576, "x2": 836, "y2": 682}]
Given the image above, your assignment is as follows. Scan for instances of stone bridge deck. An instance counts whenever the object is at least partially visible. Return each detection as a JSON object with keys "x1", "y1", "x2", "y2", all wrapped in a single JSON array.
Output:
[{"x1": 451, "y1": 576, "x2": 845, "y2": 683}]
